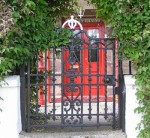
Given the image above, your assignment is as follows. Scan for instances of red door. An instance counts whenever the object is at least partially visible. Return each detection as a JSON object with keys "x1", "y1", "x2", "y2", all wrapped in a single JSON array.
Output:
[{"x1": 63, "y1": 21, "x2": 106, "y2": 101}]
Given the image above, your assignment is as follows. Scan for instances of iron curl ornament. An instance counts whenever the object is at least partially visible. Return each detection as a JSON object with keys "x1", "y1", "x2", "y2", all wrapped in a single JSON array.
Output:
[{"x1": 62, "y1": 15, "x2": 83, "y2": 30}]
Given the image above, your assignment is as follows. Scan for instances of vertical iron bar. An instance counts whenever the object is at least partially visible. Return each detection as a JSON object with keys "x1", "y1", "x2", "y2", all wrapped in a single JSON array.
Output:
[
  {"x1": 120, "y1": 57, "x2": 126, "y2": 132},
  {"x1": 20, "y1": 64, "x2": 26, "y2": 131},
  {"x1": 27, "y1": 62, "x2": 31, "y2": 132},
  {"x1": 61, "y1": 47, "x2": 64, "y2": 127},
  {"x1": 36, "y1": 53, "x2": 39, "y2": 114},
  {"x1": 104, "y1": 39, "x2": 108, "y2": 120},
  {"x1": 112, "y1": 40, "x2": 116, "y2": 129},
  {"x1": 71, "y1": 41, "x2": 74, "y2": 125},
  {"x1": 81, "y1": 34, "x2": 84, "y2": 126},
  {"x1": 44, "y1": 51, "x2": 48, "y2": 124},
  {"x1": 129, "y1": 61, "x2": 132, "y2": 75},
  {"x1": 118, "y1": 59, "x2": 125, "y2": 131},
  {"x1": 88, "y1": 41, "x2": 92, "y2": 120},
  {"x1": 118, "y1": 60, "x2": 122, "y2": 129},
  {"x1": 52, "y1": 48, "x2": 56, "y2": 120},
  {"x1": 97, "y1": 43, "x2": 100, "y2": 127}
]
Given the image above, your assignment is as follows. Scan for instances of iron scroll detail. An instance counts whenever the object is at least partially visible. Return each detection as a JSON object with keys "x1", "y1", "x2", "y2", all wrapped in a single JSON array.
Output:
[{"x1": 62, "y1": 15, "x2": 83, "y2": 30}]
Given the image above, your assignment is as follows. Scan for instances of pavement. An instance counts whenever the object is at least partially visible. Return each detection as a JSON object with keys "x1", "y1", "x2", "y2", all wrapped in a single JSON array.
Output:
[{"x1": 19, "y1": 127, "x2": 126, "y2": 138}]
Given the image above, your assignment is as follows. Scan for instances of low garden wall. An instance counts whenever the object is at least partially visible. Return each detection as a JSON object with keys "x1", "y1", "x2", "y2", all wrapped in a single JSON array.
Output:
[
  {"x1": 0, "y1": 76, "x2": 22, "y2": 138},
  {"x1": 125, "y1": 75, "x2": 142, "y2": 138}
]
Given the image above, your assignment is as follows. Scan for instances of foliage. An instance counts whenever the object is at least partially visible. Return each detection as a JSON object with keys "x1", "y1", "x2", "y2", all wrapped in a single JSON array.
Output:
[
  {"x1": 0, "y1": 0, "x2": 74, "y2": 80},
  {"x1": 0, "y1": 0, "x2": 75, "y2": 113},
  {"x1": 46, "y1": 0, "x2": 78, "y2": 18},
  {"x1": 88, "y1": 0, "x2": 150, "y2": 137}
]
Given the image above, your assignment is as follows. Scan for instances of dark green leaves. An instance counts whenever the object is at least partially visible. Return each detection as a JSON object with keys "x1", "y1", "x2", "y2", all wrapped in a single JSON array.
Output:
[
  {"x1": 88, "y1": 0, "x2": 150, "y2": 137},
  {"x1": 0, "y1": 0, "x2": 74, "y2": 80}
]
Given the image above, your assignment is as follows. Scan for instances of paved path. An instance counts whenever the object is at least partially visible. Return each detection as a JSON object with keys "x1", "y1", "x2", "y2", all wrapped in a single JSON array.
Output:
[{"x1": 19, "y1": 127, "x2": 126, "y2": 138}]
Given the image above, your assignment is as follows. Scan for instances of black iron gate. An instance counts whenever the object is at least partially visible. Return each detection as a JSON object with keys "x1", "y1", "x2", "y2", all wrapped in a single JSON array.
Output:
[{"x1": 21, "y1": 30, "x2": 119, "y2": 131}]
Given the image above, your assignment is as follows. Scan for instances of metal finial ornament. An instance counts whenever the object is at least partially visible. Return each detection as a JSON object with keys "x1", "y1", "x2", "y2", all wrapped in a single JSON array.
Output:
[
  {"x1": 77, "y1": 8, "x2": 85, "y2": 19},
  {"x1": 62, "y1": 15, "x2": 83, "y2": 30}
]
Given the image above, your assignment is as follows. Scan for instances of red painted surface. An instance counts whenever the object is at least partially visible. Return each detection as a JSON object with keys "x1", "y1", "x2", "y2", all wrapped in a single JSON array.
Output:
[
  {"x1": 63, "y1": 22, "x2": 106, "y2": 100},
  {"x1": 115, "y1": 38, "x2": 119, "y2": 88},
  {"x1": 38, "y1": 52, "x2": 44, "y2": 105},
  {"x1": 46, "y1": 51, "x2": 51, "y2": 103},
  {"x1": 38, "y1": 51, "x2": 51, "y2": 105}
]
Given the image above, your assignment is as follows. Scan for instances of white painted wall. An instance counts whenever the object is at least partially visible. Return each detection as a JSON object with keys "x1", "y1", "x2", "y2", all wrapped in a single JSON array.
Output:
[
  {"x1": 125, "y1": 75, "x2": 142, "y2": 138},
  {"x1": 0, "y1": 76, "x2": 22, "y2": 138}
]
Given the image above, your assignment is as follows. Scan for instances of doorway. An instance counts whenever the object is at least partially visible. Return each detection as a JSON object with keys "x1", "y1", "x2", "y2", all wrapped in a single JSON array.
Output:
[{"x1": 63, "y1": 21, "x2": 109, "y2": 101}]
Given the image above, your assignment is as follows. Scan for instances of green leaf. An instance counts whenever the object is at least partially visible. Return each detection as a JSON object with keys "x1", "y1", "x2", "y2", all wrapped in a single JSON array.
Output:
[{"x1": 26, "y1": 20, "x2": 30, "y2": 26}]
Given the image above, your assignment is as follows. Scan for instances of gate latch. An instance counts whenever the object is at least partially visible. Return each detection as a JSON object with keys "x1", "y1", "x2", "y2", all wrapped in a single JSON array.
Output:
[{"x1": 104, "y1": 75, "x2": 116, "y2": 85}]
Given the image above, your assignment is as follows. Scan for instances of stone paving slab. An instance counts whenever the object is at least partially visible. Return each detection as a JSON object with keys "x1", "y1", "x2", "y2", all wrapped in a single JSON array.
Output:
[{"x1": 19, "y1": 127, "x2": 126, "y2": 138}]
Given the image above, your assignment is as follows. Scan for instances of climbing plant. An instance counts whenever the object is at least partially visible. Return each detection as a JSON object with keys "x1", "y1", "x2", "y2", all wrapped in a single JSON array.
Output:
[
  {"x1": 87, "y1": 0, "x2": 150, "y2": 137},
  {"x1": 0, "y1": 0, "x2": 78, "y2": 112},
  {"x1": 0, "y1": 0, "x2": 78, "y2": 80}
]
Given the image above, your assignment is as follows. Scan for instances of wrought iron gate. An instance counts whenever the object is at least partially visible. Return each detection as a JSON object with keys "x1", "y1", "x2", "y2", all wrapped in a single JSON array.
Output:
[{"x1": 21, "y1": 30, "x2": 119, "y2": 131}]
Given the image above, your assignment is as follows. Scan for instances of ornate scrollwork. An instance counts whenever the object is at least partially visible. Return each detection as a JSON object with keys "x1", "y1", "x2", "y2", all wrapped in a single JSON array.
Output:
[
  {"x1": 62, "y1": 30, "x2": 85, "y2": 125},
  {"x1": 68, "y1": 51, "x2": 77, "y2": 65},
  {"x1": 63, "y1": 115, "x2": 81, "y2": 125},
  {"x1": 62, "y1": 97, "x2": 82, "y2": 125},
  {"x1": 62, "y1": 15, "x2": 83, "y2": 30}
]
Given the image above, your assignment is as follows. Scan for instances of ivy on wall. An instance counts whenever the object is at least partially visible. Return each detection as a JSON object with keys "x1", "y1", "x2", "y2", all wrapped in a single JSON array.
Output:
[
  {"x1": 87, "y1": 0, "x2": 150, "y2": 137},
  {"x1": 0, "y1": 0, "x2": 77, "y2": 112},
  {"x1": 0, "y1": 0, "x2": 77, "y2": 80}
]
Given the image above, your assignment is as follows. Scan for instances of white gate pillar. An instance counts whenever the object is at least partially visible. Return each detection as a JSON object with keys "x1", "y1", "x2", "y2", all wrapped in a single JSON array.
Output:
[
  {"x1": 0, "y1": 76, "x2": 22, "y2": 138},
  {"x1": 125, "y1": 75, "x2": 142, "y2": 138}
]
